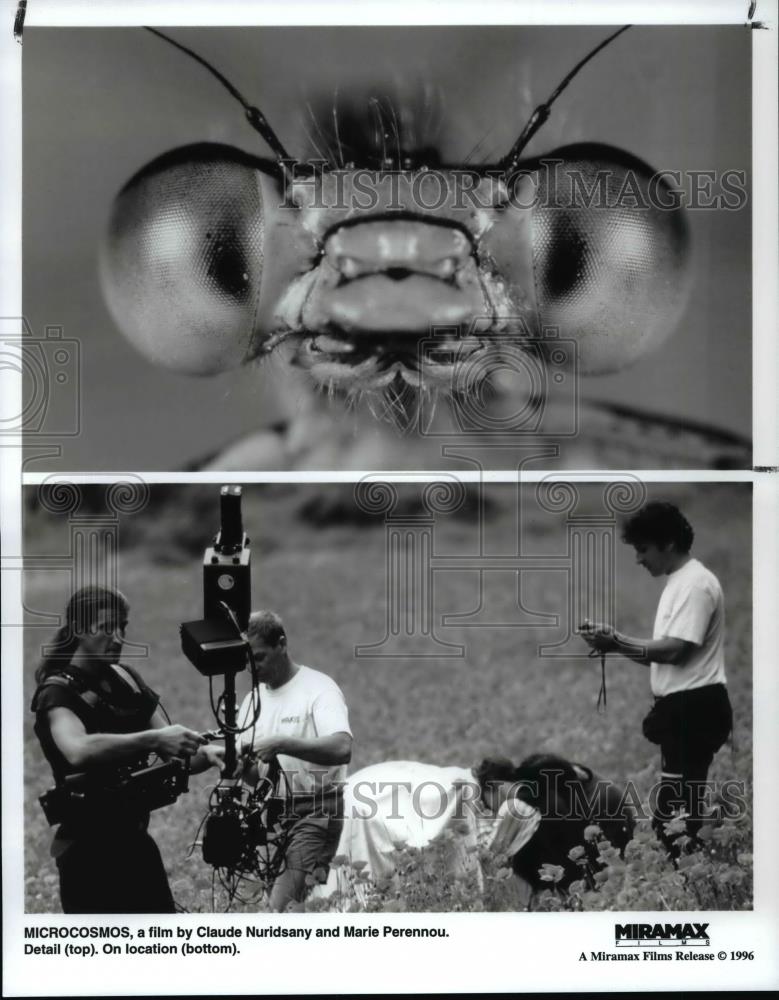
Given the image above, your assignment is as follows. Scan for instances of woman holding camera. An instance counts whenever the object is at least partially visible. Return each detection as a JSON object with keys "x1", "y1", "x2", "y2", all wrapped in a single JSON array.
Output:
[{"x1": 31, "y1": 585, "x2": 223, "y2": 913}]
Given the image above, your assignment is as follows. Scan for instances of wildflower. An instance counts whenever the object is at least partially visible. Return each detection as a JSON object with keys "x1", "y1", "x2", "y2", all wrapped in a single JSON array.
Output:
[{"x1": 539, "y1": 863, "x2": 565, "y2": 883}]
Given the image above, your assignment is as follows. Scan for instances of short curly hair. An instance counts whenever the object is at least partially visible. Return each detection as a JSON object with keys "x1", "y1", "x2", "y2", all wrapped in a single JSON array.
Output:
[
  {"x1": 247, "y1": 610, "x2": 287, "y2": 647},
  {"x1": 473, "y1": 756, "x2": 516, "y2": 802},
  {"x1": 621, "y1": 502, "x2": 694, "y2": 553}
]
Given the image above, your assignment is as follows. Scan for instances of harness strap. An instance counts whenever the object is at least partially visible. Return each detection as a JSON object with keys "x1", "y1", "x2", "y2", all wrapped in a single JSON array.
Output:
[
  {"x1": 111, "y1": 663, "x2": 142, "y2": 694},
  {"x1": 33, "y1": 670, "x2": 104, "y2": 712},
  {"x1": 33, "y1": 664, "x2": 152, "y2": 719}
]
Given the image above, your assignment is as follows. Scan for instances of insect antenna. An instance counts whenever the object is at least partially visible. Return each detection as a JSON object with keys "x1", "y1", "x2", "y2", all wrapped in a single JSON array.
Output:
[
  {"x1": 500, "y1": 24, "x2": 631, "y2": 176},
  {"x1": 144, "y1": 27, "x2": 294, "y2": 179}
]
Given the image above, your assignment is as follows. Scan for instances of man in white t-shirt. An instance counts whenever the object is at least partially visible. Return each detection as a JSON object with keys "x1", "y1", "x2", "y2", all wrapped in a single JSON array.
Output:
[
  {"x1": 579, "y1": 502, "x2": 732, "y2": 851},
  {"x1": 236, "y1": 610, "x2": 352, "y2": 910}
]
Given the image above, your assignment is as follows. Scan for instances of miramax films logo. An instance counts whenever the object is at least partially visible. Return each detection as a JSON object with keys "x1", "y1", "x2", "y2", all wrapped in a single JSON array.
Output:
[{"x1": 615, "y1": 922, "x2": 710, "y2": 948}]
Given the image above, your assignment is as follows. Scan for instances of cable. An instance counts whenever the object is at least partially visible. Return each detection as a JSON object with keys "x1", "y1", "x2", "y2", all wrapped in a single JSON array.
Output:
[
  {"x1": 588, "y1": 649, "x2": 608, "y2": 712},
  {"x1": 157, "y1": 697, "x2": 173, "y2": 725},
  {"x1": 209, "y1": 602, "x2": 261, "y2": 737}
]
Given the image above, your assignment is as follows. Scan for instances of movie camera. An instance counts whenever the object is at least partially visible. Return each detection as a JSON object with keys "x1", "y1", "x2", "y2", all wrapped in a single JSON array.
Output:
[{"x1": 180, "y1": 486, "x2": 290, "y2": 895}]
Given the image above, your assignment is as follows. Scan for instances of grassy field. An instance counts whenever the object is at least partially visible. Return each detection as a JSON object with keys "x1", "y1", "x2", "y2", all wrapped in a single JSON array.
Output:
[{"x1": 22, "y1": 482, "x2": 752, "y2": 912}]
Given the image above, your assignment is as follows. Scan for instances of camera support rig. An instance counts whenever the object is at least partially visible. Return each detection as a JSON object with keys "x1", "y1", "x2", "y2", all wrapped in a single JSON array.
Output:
[
  {"x1": 179, "y1": 487, "x2": 288, "y2": 885},
  {"x1": 180, "y1": 485, "x2": 251, "y2": 777}
]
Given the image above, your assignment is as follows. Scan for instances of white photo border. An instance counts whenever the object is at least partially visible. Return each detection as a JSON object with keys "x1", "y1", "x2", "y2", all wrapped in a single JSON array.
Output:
[{"x1": 2, "y1": 0, "x2": 777, "y2": 995}]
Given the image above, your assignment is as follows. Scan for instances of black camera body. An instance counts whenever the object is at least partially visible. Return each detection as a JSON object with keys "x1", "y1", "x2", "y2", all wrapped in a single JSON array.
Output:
[
  {"x1": 200, "y1": 776, "x2": 286, "y2": 874},
  {"x1": 202, "y1": 806, "x2": 245, "y2": 869},
  {"x1": 39, "y1": 758, "x2": 189, "y2": 827},
  {"x1": 180, "y1": 617, "x2": 249, "y2": 676},
  {"x1": 180, "y1": 486, "x2": 252, "y2": 676},
  {"x1": 203, "y1": 538, "x2": 251, "y2": 630}
]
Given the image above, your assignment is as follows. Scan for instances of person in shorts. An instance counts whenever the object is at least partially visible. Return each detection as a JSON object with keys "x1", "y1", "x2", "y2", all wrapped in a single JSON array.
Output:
[
  {"x1": 236, "y1": 610, "x2": 352, "y2": 911},
  {"x1": 579, "y1": 501, "x2": 733, "y2": 852}
]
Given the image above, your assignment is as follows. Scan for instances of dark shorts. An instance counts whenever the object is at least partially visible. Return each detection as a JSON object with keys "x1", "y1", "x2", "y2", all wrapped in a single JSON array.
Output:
[{"x1": 642, "y1": 683, "x2": 733, "y2": 776}]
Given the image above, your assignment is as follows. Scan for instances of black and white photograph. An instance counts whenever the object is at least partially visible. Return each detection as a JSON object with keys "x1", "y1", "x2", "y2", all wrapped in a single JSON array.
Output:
[
  {"x1": 21, "y1": 481, "x2": 751, "y2": 914},
  {"x1": 2, "y1": 0, "x2": 778, "y2": 996},
  {"x1": 21, "y1": 21, "x2": 751, "y2": 472}
]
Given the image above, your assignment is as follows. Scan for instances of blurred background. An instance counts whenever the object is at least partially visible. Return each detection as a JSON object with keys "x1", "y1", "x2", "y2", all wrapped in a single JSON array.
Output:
[
  {"x1": 23, "y1": 481, "x2": 752, "y2": 910},
  {"x1": 22, "y1": 25, "x2": 751, "y2": 471}
]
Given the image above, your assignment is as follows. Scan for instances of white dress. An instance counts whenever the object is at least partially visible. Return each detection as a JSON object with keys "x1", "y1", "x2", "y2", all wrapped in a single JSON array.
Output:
[{"x1": 314, "y1": 761, "x2": 540, "y2": 902}]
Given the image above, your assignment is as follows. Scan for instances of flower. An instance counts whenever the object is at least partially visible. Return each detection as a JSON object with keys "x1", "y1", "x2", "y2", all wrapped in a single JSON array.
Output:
[{"x1": 539, "y1": 863, "x2": 565, "y2": 883}]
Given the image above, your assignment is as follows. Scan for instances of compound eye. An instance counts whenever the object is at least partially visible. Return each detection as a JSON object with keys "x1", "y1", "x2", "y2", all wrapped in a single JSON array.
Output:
[
  {"x1": 529, "y1": 144, "x2": 691, "y2": 374},
  {"x1": 100, "y1": 144, "x2": 276, "y2": 375}
]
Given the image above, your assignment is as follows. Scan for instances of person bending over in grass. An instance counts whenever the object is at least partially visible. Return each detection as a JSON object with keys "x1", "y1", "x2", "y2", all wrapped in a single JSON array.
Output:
[
  {"x1": 311, "y1": 753, "x2": 632, "y2": 905},
  {"x1": 508, "y1": 753, "x2": 633, "y2": 891},
  {"x1": 579, "y1": 501, "x2": 733, "y2": 853},
  {"x1": 32, "y1": 585, "x2": 224, "y2": 914}
]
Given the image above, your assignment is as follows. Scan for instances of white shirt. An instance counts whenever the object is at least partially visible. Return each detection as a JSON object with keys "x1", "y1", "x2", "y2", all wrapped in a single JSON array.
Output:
[
  {"x1": 237, "y1": 665, "x2": 351, "y2": 795},
  {"x1": 651, "y1": 557, "x2": 726, "y2": 697}
]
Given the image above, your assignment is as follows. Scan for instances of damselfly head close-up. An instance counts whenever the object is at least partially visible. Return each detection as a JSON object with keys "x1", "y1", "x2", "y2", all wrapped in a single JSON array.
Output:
[
  {"x1": 24, "y1": 25, "x2": 751, "y2": 470},
  {"x1": 101, "y1": 26, "x2": 689, "y2": 387}
]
